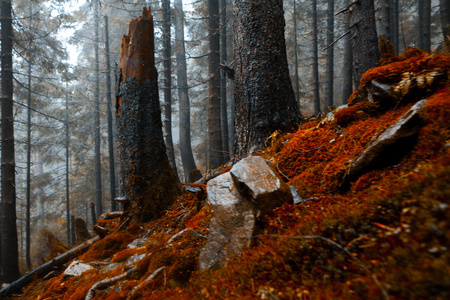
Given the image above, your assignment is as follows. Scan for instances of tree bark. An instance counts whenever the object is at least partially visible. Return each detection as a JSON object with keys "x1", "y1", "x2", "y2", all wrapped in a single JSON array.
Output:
[
  {"x1": 312, "y1": 0, "x2": 321, "y2": 115},
  {"x1": 26, "y1": 62, "x2": 32, "y2": 271},
  {"x1": 418, "y1": 0, "x2": 431, "y2": 52},
  {"x1": 116, "y1": 8, "x2": 178, "y2": 221},
  {"x1": 325, "y1": 0, "x2": 335, "y2": 109},
  {"x1": 93, "y1": 0, "x2": 103, "y2": 218},
  {"x1": 104, "y1": 16, "x2": 117, "y2": 212},
  {"x1": 1, "y1": 0, "x2": 21, "y2": 283},
  {"x1": 220, "y1": 0, "x2": 230, "y2": 162},
  {"x1": 342, "y1": 5, "x2": 353, "y2": 105},
  {"x1": 65, "y1": 88, "x2": 71, "y2": 247},
  {"x1": 390, "y1": 0, "x2": 399, "y2": 53},
  {"x1": 441, "y1": 0, "x2": 450, "y2": 51},
  {"x1": 293, "y1": 0, "x2": 300, "y2": 105},
  {"x1": 174, "y1": 0, "x2": 202, "y2": 183},
  {"x1": 162, "y1": 0, "x2": 178, "y2": 177},
  {"x1": 233, "y1": 0, "x2": 301, "y2": 158},
  {"x1": 350, "y1": 0, "x2": 379, "y2": 88},
  {"x1": 378, "y1": 0, "x2": 391, "y2": 42},
  {"x1": 208, "y1": 0, "x2": 224, "y2": 169}
]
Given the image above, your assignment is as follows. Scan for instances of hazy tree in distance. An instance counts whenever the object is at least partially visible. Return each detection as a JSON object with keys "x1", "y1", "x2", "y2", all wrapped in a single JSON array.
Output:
[
  {"x1": 390, "y1": 0, "x2": 399, "y2": 53},
  {"x1": 312, "y1": 0, "x2": 321, "y2": 115},
  {"x1": 233, "y1": 0, "x2": 301, "y2": 158},
  {"x1": 440, "y1": 0, "x2": 450, "y2": 51},
  {"x1": 418, "y1": 0, "x2": 431, "y2": 52},
  {"x1": 174, "y1": 0, "x2": 202, "y2": 182},
  {"x1": 220, "y1": 0, "x2": 230, "y2": 162},
  {"x1": 378, "y1": 0, "x2": 391, "y2": 42},
  {"x1": 341, "y1": 1, "x2": 353, "y2": 105},
  {"x1": 325, "y1": 0, "x2": 335, "y2": 109},
  {"x1": 162, "y1": 0, "x2": 178, "y2": 176},
  {"x1": 1, "y1": 0, "x2": 21, "y2": 282},
  {"x1": 349, "y1": 0, "x2": 379, "y2": 88}
]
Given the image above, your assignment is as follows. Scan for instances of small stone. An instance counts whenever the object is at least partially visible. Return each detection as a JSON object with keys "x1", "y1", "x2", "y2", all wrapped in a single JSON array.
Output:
[
  {"x1": 289, "y1": 186, "x2": 304, "y2": 204},
  {"x1": 63, "y1": 260, "x2": 93, "y2": 277}
]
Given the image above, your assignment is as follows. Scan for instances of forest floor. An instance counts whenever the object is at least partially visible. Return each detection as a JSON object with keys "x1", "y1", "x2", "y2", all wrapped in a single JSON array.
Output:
[{"x1": 7, "y1": 48, "x2": 450, "y2": 299}]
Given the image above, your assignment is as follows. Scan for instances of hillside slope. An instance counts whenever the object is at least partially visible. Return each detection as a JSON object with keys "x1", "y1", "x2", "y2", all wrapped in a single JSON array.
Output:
[{"x1": 6, "y1": 49, "x2": 450, "y2": 300}]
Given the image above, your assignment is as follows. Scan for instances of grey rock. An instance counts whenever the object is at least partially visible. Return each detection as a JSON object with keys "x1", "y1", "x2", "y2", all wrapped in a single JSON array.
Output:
[
  {"x1": 289, "y1": 186, "x2": 304, "y2": 204},
  {"x1": 343, "y1": 100, "x2": 427, "y2": 187},
  {"x1": 63, "y1": 260, "x2": 94, "y2": 277}
]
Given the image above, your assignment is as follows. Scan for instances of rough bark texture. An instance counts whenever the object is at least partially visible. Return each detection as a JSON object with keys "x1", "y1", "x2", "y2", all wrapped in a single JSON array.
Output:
[
  {"x1": 390, "y1": 0, "x2": 399, "y2": 53},
  {"x1": 419, "y1": 0, "x2": 431, "y2": 52},
  {"x1": 116, "y1": 8, "x2": 177, "y2": 222},
  {"x1": 208, "y1": 0, "x2": 224, "y2": 169},
  {"x1": 162, "y1": 0, "x2": 178, "y2": 176},
  {"x1": 325, "y1": 0, "x2": 335, "y2": 109},
  {"x1": 350, "y1": 0, "x2": 380, "y2": 88},
  {"x1": 233, "y1": 0, "x2": 301, "y2": 158},
  {"x1": 174, "y1": 0, "x2": 201, "y2": 182},
  {"x1": 1, "y1": 0, "x2": 21, "y2": 283},
  {"x1": 312, "y1": 0, "x2": 321, "y2": 114}
]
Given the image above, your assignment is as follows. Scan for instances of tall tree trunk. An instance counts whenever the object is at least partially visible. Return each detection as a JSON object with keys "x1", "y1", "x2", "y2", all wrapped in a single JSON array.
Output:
[
  {"x1": 390, "y1": 0, "x2": 399, "y2": 53},
  {"x1": 220, "y1": 0, "x2": 230, "y2": 162},
  {"x1": 93, "y1": 0, "x2": 103, "y2": 218},
  {"x1": 342, "y1": 6, "x2": 353, "y2": 105},
  {"x1": 325, "y1": 0, "x2": 335, "y2": 109},
  {"x1": 174, "y1": 0, "x2": 201, "y2": 182},
  {"x1": 293, "y1": 0, "x2": 300, "y2": 105},
  {"x1": 116, "y1": 7, "x2": 178, "y2": 221},
  {"x1": 162, "y1": 0, "x2": 178, "y2": 176},
  {"x1": 233, "y1": 0, "x2": 301, "y2": 158},
  {"x1": 65, "y1": 90, "x2": 71, "y2": 246},
  {"x1": 420, "y1": 0, "x2": 431, "y2": 52},
  {"x1": 208, "y1": 0, "x2": 224, "y2": 169},
  {"x1": 312, "y1": 0, "x2": 321, "y2": 115},
  {"x1": 350, "y1": 0, "x2": 379, "y2": 88},
  {"x1": 104, "y1": 16, "x2": 117, "y2": 212},
  {"x1": 26, "y1": 63, "x2": 32, "y2": 271},
  {"x1": 1, "y1": 0, "x2": 21, "y2": 282},
  {"x1": 379, "y1": 0, "x2": 391, "y2": 41},
  {"x1": 441, "y1": 0, "x2": 450, "y2": 51}
]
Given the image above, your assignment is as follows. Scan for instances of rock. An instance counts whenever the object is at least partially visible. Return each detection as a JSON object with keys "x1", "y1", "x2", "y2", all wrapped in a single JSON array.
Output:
[
  {"x1": 200, "y1": 156, "x2": 293, "y2": 270},
  {"x1": 342, "y1": 100, "x2": 427, "y2": 188},
  {"x1": 184, "y1": 185, "x2": 202, "y2": 193},
  {"x1": 127, "y1": 238, "x2": 147, "y2": 248},
  {"x1": 289, "y1": 186, "x2": 304, "y2": 204},
  {"x1": 63, "y1": 260, "x2": 93, "y2": 277},
  {"x1": 229, "y1": 156, "x2": 293, "y2": 214},
  {"x1": 199, "y1": 172, "x2": 256, "y2": 270}
]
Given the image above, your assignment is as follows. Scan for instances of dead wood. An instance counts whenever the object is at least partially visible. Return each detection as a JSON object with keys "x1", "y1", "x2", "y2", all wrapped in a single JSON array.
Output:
[{"x1": 0, "y1": 236, "x2": 100, "y2": 298}]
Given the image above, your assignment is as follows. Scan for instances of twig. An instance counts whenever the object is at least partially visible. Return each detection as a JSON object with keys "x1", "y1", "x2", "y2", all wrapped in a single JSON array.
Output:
[
  {"x1": 126, "y1": 267, "x2": 165, "y2": 300},
  {"x1": 252, "y1": 234, "x2": 390, "y2": 300},
  {"x1": 322, "y1": 31, "x2": 350, "y2": 52},
  {"x1": 85, "y1": 266, "x2": 137, "y2": 300}
]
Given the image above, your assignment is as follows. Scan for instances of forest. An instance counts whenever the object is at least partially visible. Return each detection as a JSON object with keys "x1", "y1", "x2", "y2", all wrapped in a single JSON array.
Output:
[{"x1": 0, "y1": 0, "x2": 449, "y2": 299}]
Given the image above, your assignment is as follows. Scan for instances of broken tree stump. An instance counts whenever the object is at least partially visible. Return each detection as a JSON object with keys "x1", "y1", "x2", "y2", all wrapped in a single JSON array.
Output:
[{"x1": 115, "y1": 7, "x2": 177, "y2": 222}]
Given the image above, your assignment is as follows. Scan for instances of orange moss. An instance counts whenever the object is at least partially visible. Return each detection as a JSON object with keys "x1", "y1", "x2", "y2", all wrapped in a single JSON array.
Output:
[
  {"x1": 79, "y1": 233, "x2": 135, "y2": 261},
  {"x1": 112, "y1": 247, "x2": 146, "y2": 263}
]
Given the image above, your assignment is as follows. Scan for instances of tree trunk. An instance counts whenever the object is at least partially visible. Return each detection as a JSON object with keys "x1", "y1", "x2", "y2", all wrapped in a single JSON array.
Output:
[
  {"x1": 65, "y1": 89, "x2": 71, "y2": 246},
  {"x1": 379, "y1": 0, "x2": 391, "y2": 41},
  {"x1": 1, "y1": 0, "x2": 21, "y2": 283},
  {"x1": 312, "y1": 0, "x2": 321, "y2": 115},
  {"x1": 342, "y1": 4, "x2": 353, "y2": 105},
  {"x1": 293, "y1": 0, "x2": 300, "y2": 105},
  {"x1": 208, "y1": 0, "x2": 224, "y2": 169},
  {"x1": 350, "y1": 0, "x2": 379, "y2": 88},
  {"x1": 162, "y1": 0, "x2": 178, "y2": 176},
  {"x1": 116, "y1": 7, "x2": 178, "y2": 221},
  {"x1": 174, "y1": 0, "x2": 201, "y2": 183},
  {"x1": 220, "y1": 0, "x2": 230, "y2": 162},
  {"x1": 93, "y1": 0, "x2": 103, "y2": 218},
  {"x1": 441, "y1": 0, "x2": 450, "y2": 51},
  {"x1": 233, "y1": 0, "x2": 301, "y2": 158},
  {"x1": 104, "y1": 16, "x2": 117, "y2": 212},
  {"x1": 325, "y1": 0, "x2": 335, "y2": 109},
  {"x1": 26, "y1": 59, "x2": 32, "y2": 271},
  {"x1": 390, "y1": 0, "x2": 399, "y2": 53}
]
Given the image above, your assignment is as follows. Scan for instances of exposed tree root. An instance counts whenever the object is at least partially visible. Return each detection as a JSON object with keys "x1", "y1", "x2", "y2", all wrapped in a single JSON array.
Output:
[{"x1": 127, "y1": 266, "x2": 165, "y2": 300}]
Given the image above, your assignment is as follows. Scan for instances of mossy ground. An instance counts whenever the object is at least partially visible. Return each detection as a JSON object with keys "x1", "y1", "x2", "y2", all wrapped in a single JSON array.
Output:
[{"x1": 12, "y1": 52, "x2": 450, "y2": 299}]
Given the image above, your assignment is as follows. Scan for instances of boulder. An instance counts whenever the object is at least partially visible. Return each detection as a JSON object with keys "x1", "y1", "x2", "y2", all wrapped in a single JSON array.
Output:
[
  {"x1": 199, "y1": 156, "x2": 294, "y2": 270},
  {"x1": 63, "y1": 260, "x2": 93, "y2": 277},
  {"x1": 342, "y1": 100, "x2": 427, "y2": 188}
]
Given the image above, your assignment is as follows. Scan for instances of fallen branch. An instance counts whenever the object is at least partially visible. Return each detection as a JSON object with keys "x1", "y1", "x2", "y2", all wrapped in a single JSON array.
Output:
[
  {"x1": 252, "y1": 234, "x2": 390, "y2": 300},
  {"x1": 86, "y1": 266, "x2": 137, "y2": 300},
  {"x1": 127, "y1": 266, "x2": 165, "y2": 300},
  {"x1": 0, "y1": 236, "x2": 100, "y2": 298}
]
